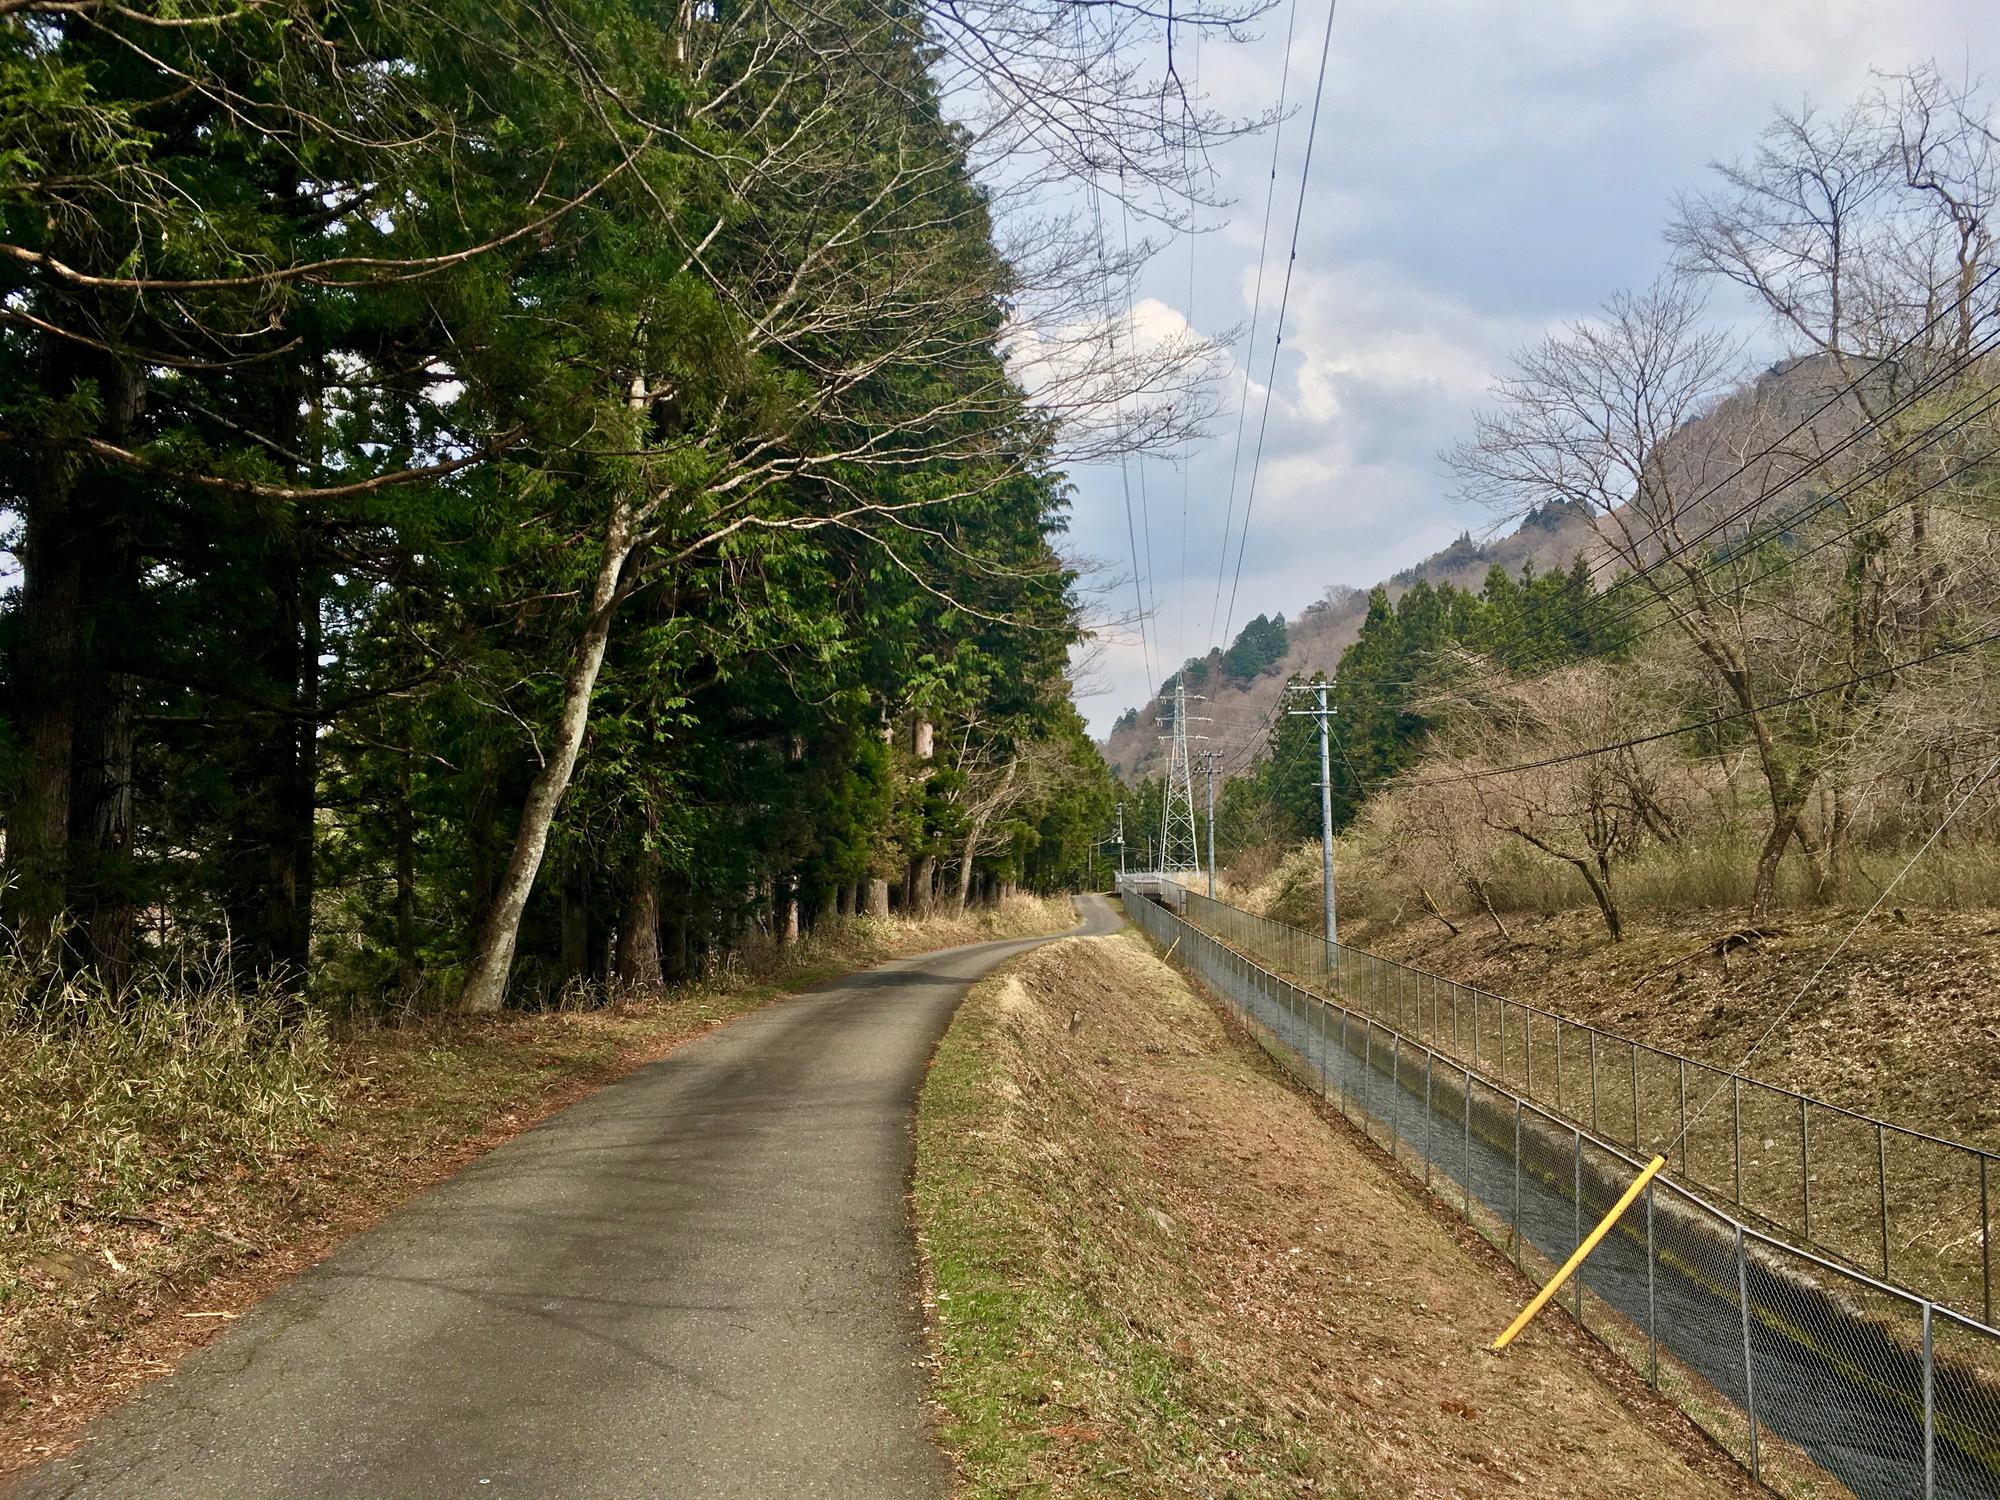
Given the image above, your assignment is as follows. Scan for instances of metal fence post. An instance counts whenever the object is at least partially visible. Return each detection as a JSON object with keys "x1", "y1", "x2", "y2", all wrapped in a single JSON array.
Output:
[
  {"x1": 1800, "y1": 1097, "x2": 1811, "y2": 1243},
  {"x1": 1588, "y1": 1030, "x2": 1599, "y2": 1132},
  {"x1": 1510, "y1": 1100, "x2": 1522, "y2": 1258},
  {"x1": 1391, "y1": 1034, "x2": 1402, "y2": 1155},
  {"x1": 1424, "y1": 1051, "x2": 1434, "y2": 1187},
  {"x1": 1363, "y1": 1019, "x2": 1373, "y2": 1126},
  {"x1": 1337, "y1": 1011, "x2": 1348, "y2": 1117},
  {"x1": 1629, "y1": 1045, "x2": 1640, "y2": 1148},
  {"x1": 1463, "y1": 1069, "x2": 1472, "y2": 1217},
  {"x1": 1525, "y1": 1013, "x2": 1534, "y2": 1099},
  {"x1": 1984, "y1": 1154, "x2": 1993, "y2": 1328},
  {"x1": 1572, "y1": 1130, "x2": 1584, "y2": 1321},
  {"x1": 1556, "y1": 1024, "x2": 1565, "y2": 1112},
  {"x1": 1645, "y1": 1180, "x2": 1658, "y2": 1388},
  {"x1": 1923, "y1": 1301, "x2": 1936, "y2": 1500},
  {"x1": 1732, "y1": 1075, "x2": 1743, "y2": 1205},
  {"x1": 1879, "y1": 1123, "x2": 1892, "y2": 1277},
  {"x1": 1737, "y1": 1224, "x2": 1759, "y2": 1482},
  {"x1": 1678, "y1": 1059, "x2": 1688, "y2": 1177},
  {"x1": 1316, "y1": 992, "x2": 1328, "y2": 1097}
]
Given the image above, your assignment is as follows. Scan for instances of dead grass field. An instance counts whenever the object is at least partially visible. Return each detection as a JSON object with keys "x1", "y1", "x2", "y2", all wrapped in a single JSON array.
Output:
[
  {"x1": 914, "y1": 929, "x2": 1759, "y2": 1498},
  {"x1": 0, "y1": 895, "x2": 1076, "y2": 1475}
]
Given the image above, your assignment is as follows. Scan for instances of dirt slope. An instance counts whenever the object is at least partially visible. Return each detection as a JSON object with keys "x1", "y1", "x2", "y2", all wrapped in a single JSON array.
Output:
[{"x1": 916, "y1": 929, "x2": 1754, "y2": 1498}]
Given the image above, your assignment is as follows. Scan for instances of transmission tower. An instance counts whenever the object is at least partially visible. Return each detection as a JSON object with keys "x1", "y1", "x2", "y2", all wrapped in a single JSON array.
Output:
[{"x1": 1156, "y1": 682, "x2": 1207, "y2": 875}]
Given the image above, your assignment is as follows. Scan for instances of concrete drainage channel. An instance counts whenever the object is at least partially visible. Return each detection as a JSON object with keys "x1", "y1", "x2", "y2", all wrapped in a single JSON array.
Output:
[{"x1": 1119, "y1": 884, "x2": 2000, "y2": 1500}]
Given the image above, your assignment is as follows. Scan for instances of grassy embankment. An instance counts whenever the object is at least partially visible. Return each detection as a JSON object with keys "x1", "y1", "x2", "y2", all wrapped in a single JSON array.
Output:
[
  {"x1": 915, "y1": 928, "x2": 1757, "y2": 1498},
  {"x1": 0, "y1": 894, "x2": 1075, "y2": 1472}
]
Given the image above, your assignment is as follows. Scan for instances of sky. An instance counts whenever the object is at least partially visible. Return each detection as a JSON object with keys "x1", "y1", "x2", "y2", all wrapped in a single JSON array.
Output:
[{"x1": 1057, "y1": 0, "x2": 1995, "y2": 736}]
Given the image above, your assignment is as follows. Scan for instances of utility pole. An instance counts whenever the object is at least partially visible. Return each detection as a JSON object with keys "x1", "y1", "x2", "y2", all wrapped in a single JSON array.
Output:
[
  {"x1": 1197, "y1": 750, "x2": 1223, "y2": 898},
  {"x1": 1286, "y1": 679, "x2": 1339, "y2": 973},
  {"x1": 1156, "y1": 681, "x2": 1209, "y2": 880},
  {"x1": 1115, "y1": 801, "x2": 1126, "y2": 877}
]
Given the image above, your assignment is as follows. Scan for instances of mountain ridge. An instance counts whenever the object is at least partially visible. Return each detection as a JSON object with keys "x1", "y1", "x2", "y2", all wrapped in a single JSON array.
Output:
[{"x1": 1098, "y1": 497, "x2": 1602, "y2": 781}]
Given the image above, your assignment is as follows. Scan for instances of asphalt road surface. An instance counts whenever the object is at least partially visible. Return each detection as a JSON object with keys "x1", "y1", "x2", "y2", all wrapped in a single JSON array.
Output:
[{"x1": 13, "y1": 895, "x2": 1122, "y2": 1500}]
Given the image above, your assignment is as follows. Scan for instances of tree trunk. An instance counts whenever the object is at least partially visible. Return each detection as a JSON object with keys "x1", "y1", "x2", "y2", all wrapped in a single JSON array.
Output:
[
  {"x1": 911, "y1": 854, "x2": 936, "y2": 916},
  {"x1": 67, "y1": 400, "x2": 142, "y2": 989},
  {"x1": 218, "y1": 543, "x2": 320, "y2": 984},
  {"x1": 664, "y1": 908, "x2": 689, "y2": 983},
  {"x1": 835, "y1": 882, "x2": 854, "y2": 917},
  {"x1": 865, "y1": 877, "x2": 891, "y2": 918},
  {"x1": 1582, "y1": 853, "x2": 1623, "y2": 942},
  {"x1": 1749, "y1": 798, "x2": 1804, "y2": 924},
  {"x1": 1466, "y1": 876, "x2": 1511, "y2": 941},
  {"x1": 615, "y1": 853, "x2": 663, "y2": 989},
  {"x1": 70, "y1": 663, "x2": 136, "y2": 987},
  {"x1": 559, "y1": 857, "x2": 589, "y2": 985},
  {"x1": 460, "y1": 502, "x2": 638, "y2": 1011},
  {"x1": 396, "y1": 755, "x2": 421, "y2": 991},
  {"x1": 954, "y1": 829, "x2": 983, "y2": 912},
  {"x1": 779, "y1": 880, "x2": 800, "y2": 948},
  {"x1": 7, "y1": 406, "x2": 85, "y2": 948}
]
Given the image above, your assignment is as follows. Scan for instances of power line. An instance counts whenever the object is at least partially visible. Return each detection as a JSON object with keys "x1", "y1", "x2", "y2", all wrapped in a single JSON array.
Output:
[
  {"x1": 1324, "y1": 346, "x2": 2000, "y2": 697},
  {"x1": 1220, "y1": 0, "x2": 1341, "y2": 652},
  {"x1": 1477, "y1": 340, "x2": 2000, "y2": 679},
  {"x1": 1598, "y1": 433, "x2": 2000, "y2": 661},
  {"x1": 1381, "y1": 626, "x2": 2000, "y2": 791},
  {"x1": 1295, "y1": 266, "x2": 2000, "y2": 699},
  {"x1": 1119, "y1": 183, "x2": 1162, "y2": 695},
  {"x1": 1083, "y1": 158, "x2": 1156, "y2": 704},
  {"x1": 1175, "y1": 28, "x2": 1203, "y2": 684},
  {"x1": 1433, "y1": 378, "x2": 2000, "y2": 691},
  {"x1": 1509, "y1": 261, "x2": 2000, "y2": 613},
  {"x1": 1211, "y1": 434, "x2": 1997, "y2": 792},
  {"x1": 1206, "y1": 0, "x2": 1301, "y2": 654}
]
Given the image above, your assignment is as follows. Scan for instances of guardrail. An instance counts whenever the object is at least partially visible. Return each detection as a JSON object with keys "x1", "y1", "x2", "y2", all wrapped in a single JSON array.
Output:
[
  {"x1": 1119, "y1": 880, "x2": 2000, "y2": 1500},
  {"x1": 1177, "y1": 888, "x2": 2000, "y2": 1328}
]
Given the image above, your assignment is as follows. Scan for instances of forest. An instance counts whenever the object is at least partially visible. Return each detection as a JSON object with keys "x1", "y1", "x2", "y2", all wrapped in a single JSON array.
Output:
[{"x1": 0, "y1": 0, "x2": 1189, "y2": 1017}]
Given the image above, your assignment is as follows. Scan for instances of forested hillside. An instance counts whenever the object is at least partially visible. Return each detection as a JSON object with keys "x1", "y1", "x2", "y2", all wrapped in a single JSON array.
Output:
[
  {"x1": 1099, "y1": 498, "x2": 1599, "y2": 780},
  {"x1": 0, "y1": 0, "x2": 1169, "y2": 1014}
]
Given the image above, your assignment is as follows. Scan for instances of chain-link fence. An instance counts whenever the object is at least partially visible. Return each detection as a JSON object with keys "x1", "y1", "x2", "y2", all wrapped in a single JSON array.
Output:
[
  {"x1": 1120, "y1": 882, "x2": 2000, "y2": 1500},
  {"x1": 1176, "y1": 888, "x2": 2000, "y2": 1328}
]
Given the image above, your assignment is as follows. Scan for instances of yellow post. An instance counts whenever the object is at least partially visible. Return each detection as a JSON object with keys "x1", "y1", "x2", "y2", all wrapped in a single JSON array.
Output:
[{"x1": 1491, "y1": 1154, "x2": 1667, "y2": 1352}]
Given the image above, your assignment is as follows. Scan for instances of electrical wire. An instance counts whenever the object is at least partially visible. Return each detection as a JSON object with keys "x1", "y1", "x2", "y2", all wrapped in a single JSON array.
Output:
[
  {"x1": 1206, "y1": 0, "x2": 1301, "y2": 654},
  {"x1": 1208, "y1": 0, "x2": 1336, "y2": 652},
  {"x1": 1380, "y1": 625, "x2": 2000, "y2": 791}
]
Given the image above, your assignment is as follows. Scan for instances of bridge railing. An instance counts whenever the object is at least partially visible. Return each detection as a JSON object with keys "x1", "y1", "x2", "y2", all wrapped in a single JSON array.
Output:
[
  {"x1": 1118, "y1": 880, "x2": 2000, "y2": 1500},
  {"x1": 1174, "y1": 887, "x2": 1999, "y2": 1328}
]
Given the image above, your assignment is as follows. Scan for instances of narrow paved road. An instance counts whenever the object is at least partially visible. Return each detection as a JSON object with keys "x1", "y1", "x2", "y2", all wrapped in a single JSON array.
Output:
[{"x1": 14, "y1": 896, "x2": 1123, "y2": 1500}]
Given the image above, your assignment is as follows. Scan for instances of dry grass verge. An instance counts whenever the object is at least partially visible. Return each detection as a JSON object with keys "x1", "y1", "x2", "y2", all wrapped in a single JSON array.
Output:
[
  {"x1": 914, "y1": 928, "x2": 1754, "y2": 1498},
  {"x1": 0, "y1": 893, "x2": 1076, "y2": 1475}
]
